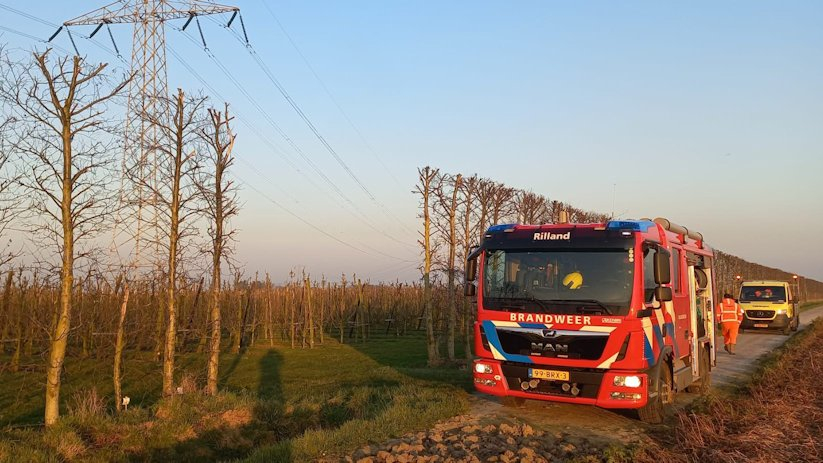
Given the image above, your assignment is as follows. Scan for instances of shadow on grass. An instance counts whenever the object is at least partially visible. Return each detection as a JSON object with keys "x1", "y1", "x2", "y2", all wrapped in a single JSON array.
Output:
[
  {"x1": 343, "y1": 330, "x2": 473, "y2": 391},
  {"x1": 126, "y1": 349, "x2": 287, "y2": 462},
  {"x1": 125, "y1": 347, "x2": 401, "y2": 462}
]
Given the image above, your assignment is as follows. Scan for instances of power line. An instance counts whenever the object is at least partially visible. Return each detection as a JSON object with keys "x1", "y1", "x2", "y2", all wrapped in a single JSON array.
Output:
[
  {"x1": 173, "y1": 26, "x2": 417, "y2": 249},
  {"x1": 237, "y1": 174, "x2": 415, "y2": 262},
  {"x1": 0, "y1": 3, "x2": 54, "y2": 27},
  {"x1": 166, "y1": 43, "x2": 416, "y2": 255},
  {"x1": 0, "y1": 25, "x2": 68, "y2": 54},
  {"x1": 170, "y1": 32, "x2": 370, "y2": 219},
  {"x1": 166, "y1": 44, "x2": 306, "y2": 206},
  {"x1": 215, "y1": 18, "x2": 418, "y2": 238},
  {"x1": 209, "y1": 16, "x2": 376, "y2": 202},
  {"x1": 258, "y1": 0, "x2": 403, "y2": 186}
]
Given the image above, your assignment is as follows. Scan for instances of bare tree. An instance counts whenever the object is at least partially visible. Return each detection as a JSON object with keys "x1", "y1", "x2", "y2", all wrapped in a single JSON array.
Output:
[
  {"x1": 434, "y1": 173, "x2": 462, "y2": 361},
  {"x1": 459, "y1": 175, "x2": 479, "y2": 360},
  {"x1": 198, "y1": 103, "x2": 239, "y2": 395},
  {"x1": 0, "y1": 49, "x2": 128, "y2": 425},
  {"x1": 113, "y1": 279, "x2": 129, "y2": 412},
  {"x1": 130, "y1": 88, "x2": 206, "y2": 397},
  {"x1": 515, "y1": 190, "x2": 549, "y2": 224},
  {"x1": 414, "y1": 166, "x2": 440, "y2": 366}
]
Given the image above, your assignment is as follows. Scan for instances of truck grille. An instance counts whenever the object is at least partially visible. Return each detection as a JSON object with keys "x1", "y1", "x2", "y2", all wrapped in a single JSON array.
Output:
[
  {"x1": 496, "y1": 328, "x2": 608, "y2": 360},
  {"x1": 746, "y1": 310, "x2": 775, "y2": 320}
]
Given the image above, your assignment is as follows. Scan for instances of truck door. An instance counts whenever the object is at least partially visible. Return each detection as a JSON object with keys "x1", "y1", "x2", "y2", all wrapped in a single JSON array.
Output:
[
  {"x1": 670, "y1": 247, "x2": 691, "y2": 359},
  {"x1": 687, "y1": 266, "x2": 699, "y2": 379}
]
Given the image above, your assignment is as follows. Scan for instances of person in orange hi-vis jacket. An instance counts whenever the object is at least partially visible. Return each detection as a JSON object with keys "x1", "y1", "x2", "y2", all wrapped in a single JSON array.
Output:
[{"x1": 716, "y1": 292, "x2": 744, "y2": 355}]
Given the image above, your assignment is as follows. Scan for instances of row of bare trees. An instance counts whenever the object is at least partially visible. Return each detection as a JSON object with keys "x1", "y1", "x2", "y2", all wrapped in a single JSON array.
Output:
[
  {"x1": 0, "y1": 268, "x2": 449, "y2": 361},
  {"x1": 0, "y1": 49, "x2": 240, "y2": 425},
  {"x1": 414, "y1": 165, "x2": 823, "y2": 366}
]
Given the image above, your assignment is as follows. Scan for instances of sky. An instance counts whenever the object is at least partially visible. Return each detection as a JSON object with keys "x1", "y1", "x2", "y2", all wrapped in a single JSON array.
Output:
[{"x1": 1, "y1": 1, "x2": 821, "y2": 283}]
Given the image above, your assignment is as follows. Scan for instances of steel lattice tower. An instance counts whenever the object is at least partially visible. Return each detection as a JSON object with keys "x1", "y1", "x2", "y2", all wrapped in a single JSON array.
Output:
[{"x1": 63, "y1": 0, "x2": 239, "y2": 268}]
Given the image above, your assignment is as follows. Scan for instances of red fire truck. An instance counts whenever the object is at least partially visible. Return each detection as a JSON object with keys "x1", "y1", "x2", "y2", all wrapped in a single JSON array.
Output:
[{"x1": 465, "y1": 217, "x2": 716, "y2": 423}]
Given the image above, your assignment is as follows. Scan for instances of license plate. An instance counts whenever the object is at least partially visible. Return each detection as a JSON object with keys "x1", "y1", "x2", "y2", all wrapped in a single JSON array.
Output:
[
  {"x1": 528, "y1": 369, "x2": 569, "y2": 381},
  {"x1": 754, "y1": 323, "x2": 768, "y2": 328}
]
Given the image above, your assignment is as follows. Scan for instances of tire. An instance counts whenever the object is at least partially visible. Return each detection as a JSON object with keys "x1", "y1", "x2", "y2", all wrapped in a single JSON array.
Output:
[
  {"x1": 501, "y1": 396, "x2": 526, "y2": 408},
  {"x1": 686, "y1": 348, "x2": 711, "y2": 394},
  {"x1": 782, "y1": 323, "x2": 791, "y2": 336},
  {"x1": 792, "y1": 314, "x2": 800, "y2": 332},
  {"x1": 638, "y1": 364, "x2": 673, "y2": 424}
]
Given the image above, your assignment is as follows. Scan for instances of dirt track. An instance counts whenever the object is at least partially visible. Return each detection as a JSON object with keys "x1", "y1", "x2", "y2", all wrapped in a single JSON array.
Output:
[{"x1": 343, "y1": 305, "x2": 823, "y2": 462}]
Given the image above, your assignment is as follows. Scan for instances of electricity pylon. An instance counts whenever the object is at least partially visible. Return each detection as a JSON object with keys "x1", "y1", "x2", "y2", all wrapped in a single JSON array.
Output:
[{"x1": 60, "y1": 1, "x2": 239, "y2": 269}]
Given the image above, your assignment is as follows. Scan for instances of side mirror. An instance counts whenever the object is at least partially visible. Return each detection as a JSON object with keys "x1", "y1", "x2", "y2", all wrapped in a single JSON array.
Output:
[
  {"x1": 654, "y1": 249, "x2": 671, "y2": 285},
  {"x1": 790, "y1": 297, "x2": 799, "y2": 304},
  {"x1": 655, "y1": 286, "x2": 673, "y2": 302},
  {"x1": 464, "y1": 283, "x2": 476, "y2": 297},
  {"x1": 466, "y1": 257, "x2": 477, "y2": 282}
]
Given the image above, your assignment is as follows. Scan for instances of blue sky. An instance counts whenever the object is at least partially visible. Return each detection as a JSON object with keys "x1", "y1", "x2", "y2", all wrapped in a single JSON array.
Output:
[{"x1": 1, "y1": 1, "x2": 822, "y2": 282}]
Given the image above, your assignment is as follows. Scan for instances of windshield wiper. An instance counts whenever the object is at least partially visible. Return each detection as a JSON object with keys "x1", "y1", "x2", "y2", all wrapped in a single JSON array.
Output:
[{"x1": 542, "y1": 299, "x2": 613, "y2": 315}]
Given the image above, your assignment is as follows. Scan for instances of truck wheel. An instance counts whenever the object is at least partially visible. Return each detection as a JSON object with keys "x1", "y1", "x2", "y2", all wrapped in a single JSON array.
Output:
[
  {"x1": 638, "y1": 365, "x2": 673, "y2": 424},
  {"x1": 501, "y1": 396, "x2": 526, "y2": 408},
  {"x1": 686, "y1": 348, "x2": 711, "y2": 394},
  {"x1": 792, "y1": 314, "x2": 800, "y2": 332}
]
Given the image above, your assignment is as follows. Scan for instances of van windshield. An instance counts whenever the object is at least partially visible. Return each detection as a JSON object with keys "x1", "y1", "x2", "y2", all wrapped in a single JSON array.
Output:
[
  {"x1": 482, "y1": 249, "x2": 634, "y2": 315},
  {"x1": 740, "y1": 286, "x2": 786, "y2": 302}
]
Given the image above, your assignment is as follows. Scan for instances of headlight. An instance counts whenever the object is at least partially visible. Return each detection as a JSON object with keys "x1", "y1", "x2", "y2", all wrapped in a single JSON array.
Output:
[
  {"x1": 776, "y1": 309, "x2": 786, "y2": 315},
  {"x1": 614, "y1": 375, "x2": 642, "y2": 388},
  {"x1": 474, "y1": 363, "x2": 493, "y2": 374}
]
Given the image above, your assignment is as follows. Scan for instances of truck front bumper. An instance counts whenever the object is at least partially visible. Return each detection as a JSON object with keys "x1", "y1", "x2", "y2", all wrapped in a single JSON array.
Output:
[
  {"x1": 741, "y1": 313, "x2": 791, "y2": 330},
  {"x1": 472, "y1": 359, "x2": 649, "y2": 409}
]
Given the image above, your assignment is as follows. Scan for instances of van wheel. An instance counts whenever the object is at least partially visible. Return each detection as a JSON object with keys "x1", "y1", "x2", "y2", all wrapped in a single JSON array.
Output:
[
  {"x1": 501, "y1": 396, "x2": 526, "y2": 408},
  {"x1": 792, "y1": 314, "x2": 800, "y2": 332},
  {"x1": 686, "y1": 348, "x2": 711, "y2": 394},
  {"x1": 638, "y1": 365, "x2": 673, "y2": 424},
  {"x1": 782, "y1": 323, "x2": 791, "y2": 336}
]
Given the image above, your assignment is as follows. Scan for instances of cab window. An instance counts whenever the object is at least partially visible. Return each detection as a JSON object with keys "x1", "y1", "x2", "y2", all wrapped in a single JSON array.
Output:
[
  {"x1": 643, "y1": 246, "x2": 656, "y2": 302},
  {"x1": 671, "y1": 248, "x2": 682, "y2": 294}
]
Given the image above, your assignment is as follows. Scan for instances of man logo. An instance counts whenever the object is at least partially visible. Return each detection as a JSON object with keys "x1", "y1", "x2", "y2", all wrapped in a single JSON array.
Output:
[
  {"x1": 530, "y1": 342, "x2": 569, "y2": 355},
  {"x1": 541, "y1": 329, "x2": 558, "y2": 338}
]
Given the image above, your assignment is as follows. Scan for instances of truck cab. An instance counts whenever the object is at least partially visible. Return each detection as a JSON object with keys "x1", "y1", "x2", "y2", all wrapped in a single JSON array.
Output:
[{"x1": 739, "y1": 280, "x2": 799, "y2": 335}]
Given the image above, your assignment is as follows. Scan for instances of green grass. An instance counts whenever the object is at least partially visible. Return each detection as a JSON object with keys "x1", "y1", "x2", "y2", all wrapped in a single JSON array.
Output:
[
  {"x1": 799, "y1": 299, "x2": 823, "y2": 312},
  {"x1": 0, "y1": 333, "x2": 470, "y2": 462}
]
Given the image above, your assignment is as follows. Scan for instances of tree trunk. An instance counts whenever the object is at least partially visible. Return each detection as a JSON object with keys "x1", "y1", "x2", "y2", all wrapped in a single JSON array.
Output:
[
  {"x1": 114, "y1": 285, "x2": 129, "y2": 412},
  {"x1": 45, "y1": 114, "x2": 75, "y2": 426},
  {"x1": 306, "y1": 277, "x2": 314, "y2": 348},
  {"x1": 162, "y1": 89, "x2": 186, "y2": 397}
]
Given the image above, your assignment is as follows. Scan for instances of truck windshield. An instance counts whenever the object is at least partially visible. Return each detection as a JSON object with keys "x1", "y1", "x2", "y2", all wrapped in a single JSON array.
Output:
[
  {"x1": 740, "y1": 286, "x2": 787, "y2": 302},
  {"x1": 482, "y1": 249, "x2": 634, "y2": 315}
]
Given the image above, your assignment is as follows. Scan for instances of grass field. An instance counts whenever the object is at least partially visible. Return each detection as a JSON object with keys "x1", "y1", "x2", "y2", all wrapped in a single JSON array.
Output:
[
  {"x1": 799, "y1": 299, "x2": 822, "y2": 312},
  {"x1": 0, "y1": 333, "x2": 471, "y2": 462}
]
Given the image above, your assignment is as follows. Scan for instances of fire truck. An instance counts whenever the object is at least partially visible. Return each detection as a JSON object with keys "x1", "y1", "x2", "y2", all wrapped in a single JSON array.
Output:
[{"x1": 465, "y1": 217, "x2": 716, "y2": 423}]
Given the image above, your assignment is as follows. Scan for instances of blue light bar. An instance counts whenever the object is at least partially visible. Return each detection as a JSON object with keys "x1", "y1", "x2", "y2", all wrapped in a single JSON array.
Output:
[
  {"x1": 606, "y1": 220, "x2": 655, "y2": 232},
  {"x1": 486, "y1": 223, "x2": 518, "y2": 233}
]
